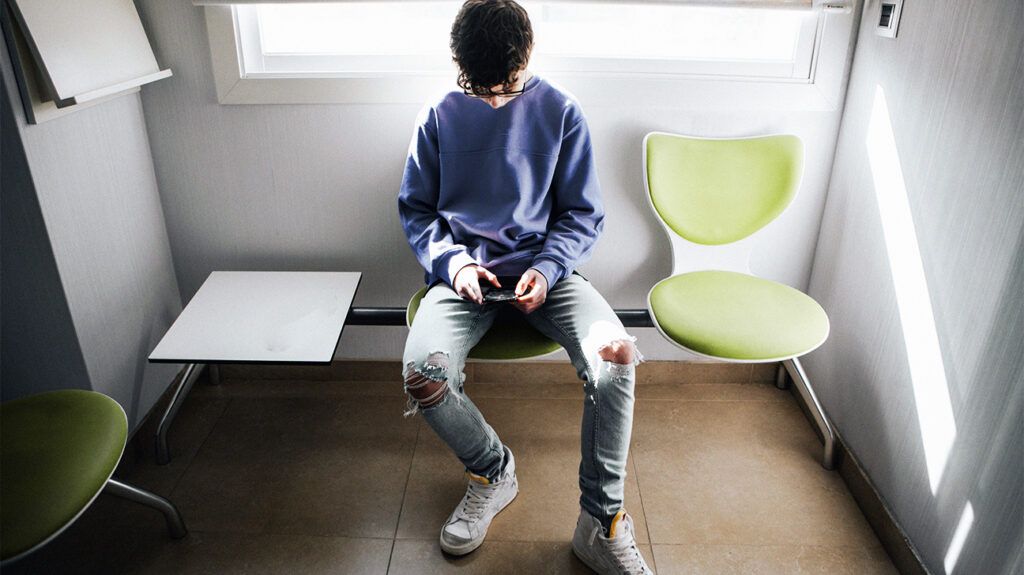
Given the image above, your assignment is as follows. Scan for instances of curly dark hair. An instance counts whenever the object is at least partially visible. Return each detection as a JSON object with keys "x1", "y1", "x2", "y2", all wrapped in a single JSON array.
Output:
[{"x1": 450, "y1": 0, "x2": 534, "y2": 96}]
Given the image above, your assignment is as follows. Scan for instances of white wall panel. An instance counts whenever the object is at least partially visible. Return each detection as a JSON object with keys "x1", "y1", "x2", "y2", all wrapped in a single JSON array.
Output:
[{"x1": 137, "y1": 0, "x2": 854, "y2": 362}]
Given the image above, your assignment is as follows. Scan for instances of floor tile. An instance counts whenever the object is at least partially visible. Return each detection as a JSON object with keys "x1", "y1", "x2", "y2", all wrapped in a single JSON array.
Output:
[
  {"x1": 652, "y1": 543, "x2": 897, "y2": 574},
  {"x1": 636, "y1": 362, "x2": 752, "y2": 385},
  {"x1": 632, "y1": 400, "x2": 879, "y2": 548},
  {"x1": 134, "y1": 395, "x2": 231, "y2": 472},
  {"x1": 1, "y1": 526, "x2": 151, "y2": 575},
  {"x1": 387, "y1": 538, "x2": 655, "y2": 574},
  {"x1": 464, "y1": 380, "x2": 787, "y2": 403},
  {"x1": 462, "y1": 380, "x2": 583, "y2": 400},
  {"x1": 635, "y1": 382, "x2": 787, "y2": 402},
  {"x1": 12, "y1": 365, "x2": 895, "y2": 574},
  {"x1": 129, "y1": 531, "x2": 393, "y2": 574},
  {"x1": 396, "y1": 398, "x2": 649, "y2": 545},
  {"x1": 471, "y1": 362, "x2": 580, "y2": 385},
  {"x1": 469, "y1": 360, "x2": 755, "y2": 386},
  {"x1": 193, "y1": 378, "x2": 399, "y2": 399},
  {"x1": 263, "y1": 440, "x2": 416, "y2": 538},
  {"x1": 172, "y1": 396, "x2": 417, "y2": 537}
]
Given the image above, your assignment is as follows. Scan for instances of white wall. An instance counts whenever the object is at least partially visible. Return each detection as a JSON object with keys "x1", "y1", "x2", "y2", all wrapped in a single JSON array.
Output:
[
  {"x1": 137, "y1": 0, "x2": 855, "y2": 361},
  {"x1": 2, "y1": 69, "x2": 92, "y2": 400},
  {"x1": 804, "y1": 0, "x2": 1023, "y2": 573},
  {"x1": 0, "y1": 33, "x2": 183, "y2": 430}
]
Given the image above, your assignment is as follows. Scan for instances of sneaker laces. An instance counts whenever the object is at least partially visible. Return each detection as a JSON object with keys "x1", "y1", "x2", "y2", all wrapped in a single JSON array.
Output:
[
  {"x1": 587, "y1": 514, "x2": 647, "y2": 574},
  {"x1": 455, "y1": 481, "x2": 496, "y2": 522}
]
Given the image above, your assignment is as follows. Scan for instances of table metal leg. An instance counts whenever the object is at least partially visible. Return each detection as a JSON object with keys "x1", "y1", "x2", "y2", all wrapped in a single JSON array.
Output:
[
  {"x1": 104, "y1": 478, "x2": 187, "y2": 539},
  {"x1": 783, "y1": 357, "x2": 837, "y2": 470},
  {"x1": 208, "y1": 364, "x2": 221, "y2": 385},
  {"x1": 155, "y1": 362, "x2": 202, "y2": 465}
]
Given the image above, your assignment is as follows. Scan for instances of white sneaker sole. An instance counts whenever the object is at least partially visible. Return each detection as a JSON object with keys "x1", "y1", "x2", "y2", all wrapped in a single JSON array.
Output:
[{"x1": 438, "y1": 477, "x2": 519, "y2": 556}]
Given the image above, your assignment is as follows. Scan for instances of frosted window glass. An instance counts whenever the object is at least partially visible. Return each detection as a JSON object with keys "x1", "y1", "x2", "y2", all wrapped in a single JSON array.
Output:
[{"x1": 251, "y1": 2, "x2": 810, "y2": 76}]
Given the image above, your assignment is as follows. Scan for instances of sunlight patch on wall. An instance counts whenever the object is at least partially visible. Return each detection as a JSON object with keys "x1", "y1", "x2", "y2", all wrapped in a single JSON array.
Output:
[
  {"x1": 866, "y1": 84, "x2": 957, "y2": 495},
  {"x1": 943, "y1": 501, "x2": 974, "y2": 574}
]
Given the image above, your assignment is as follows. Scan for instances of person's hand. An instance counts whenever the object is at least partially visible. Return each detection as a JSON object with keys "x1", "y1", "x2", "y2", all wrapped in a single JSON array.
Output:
[
  {"x1": 512, "y1": 268, "x2": 548, "y2": 314},
  {"x1": 453, "y1": 264, "x2": 501, "y2": 304}
]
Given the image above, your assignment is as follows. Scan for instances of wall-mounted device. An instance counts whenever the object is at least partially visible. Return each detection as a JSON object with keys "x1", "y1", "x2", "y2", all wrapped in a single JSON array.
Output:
[{"x1": 875, "y1": 0, "x2": 905, "y2": 39}]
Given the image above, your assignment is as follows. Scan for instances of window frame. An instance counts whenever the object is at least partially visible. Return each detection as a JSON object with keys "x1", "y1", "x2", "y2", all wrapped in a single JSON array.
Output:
[{"x1": 203, "y1": 1, "x2": 859, "y2": 110}]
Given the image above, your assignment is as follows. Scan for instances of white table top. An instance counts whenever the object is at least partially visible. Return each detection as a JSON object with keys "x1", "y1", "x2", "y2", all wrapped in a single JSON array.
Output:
[{"x1": 148, "y1": 271, "x2": 361, "y2": 364}]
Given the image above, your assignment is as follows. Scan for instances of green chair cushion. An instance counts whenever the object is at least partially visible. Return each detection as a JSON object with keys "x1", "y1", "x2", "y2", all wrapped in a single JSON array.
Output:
[
  {"x1": 1, "y1": 390, "x2": 128, "y2": 561},
  {"x1": 649, "y1": 271, "x2": 829, "y2": 361},
  {"x1": 408, "y1": 287, "x2": 562, "y2": 360}
]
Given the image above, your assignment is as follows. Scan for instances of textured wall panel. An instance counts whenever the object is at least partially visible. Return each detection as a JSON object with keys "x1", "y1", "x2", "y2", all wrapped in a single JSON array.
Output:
[{"x1": 805, "y1": 1, "x2": 1023, "y2": 572}]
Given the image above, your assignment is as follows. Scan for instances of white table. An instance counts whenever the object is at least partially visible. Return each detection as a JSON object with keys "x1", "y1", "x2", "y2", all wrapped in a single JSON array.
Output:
[{"x1": 148, "y1": 271, "x2": 361, "y2": 463}]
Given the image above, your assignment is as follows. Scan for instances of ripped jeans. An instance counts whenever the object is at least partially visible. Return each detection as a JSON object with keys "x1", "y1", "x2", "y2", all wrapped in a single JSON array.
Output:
[{"x1": 401, "y1": 271, "x2": 644, "y2": 526}]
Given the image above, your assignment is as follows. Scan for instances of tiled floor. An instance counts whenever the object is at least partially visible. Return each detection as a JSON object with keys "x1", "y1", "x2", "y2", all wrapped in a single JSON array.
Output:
[{"x1": 8, "y1": 374, "x2": 898, "y2": 574}]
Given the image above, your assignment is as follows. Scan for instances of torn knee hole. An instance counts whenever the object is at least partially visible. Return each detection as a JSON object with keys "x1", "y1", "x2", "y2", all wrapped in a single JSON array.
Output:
[
  {"x1": 597, "y1": 339, "x2": 637, "y2": 365},
  {"x1": 403, "y1": 352, "x2": 451, "y2": 408},
  {"x1": 405, "y1": 376, "x2": 448, "y2": 407}
]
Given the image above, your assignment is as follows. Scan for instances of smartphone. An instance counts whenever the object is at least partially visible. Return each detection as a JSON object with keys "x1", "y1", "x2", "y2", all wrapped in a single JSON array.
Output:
[{"x1": 483, "y1": 288, "x2": 519, "y2": 303}]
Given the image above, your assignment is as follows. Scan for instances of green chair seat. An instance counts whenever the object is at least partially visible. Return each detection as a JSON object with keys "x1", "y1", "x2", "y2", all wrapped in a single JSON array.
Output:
[
  {"x1": 1, "y1": 390, "x2": 128, "y2": 562},
  {"x1": 408, "y1": 286, "x2": 562, "y2": 360},
  {"x1": 649, "y1": 270, "x2": 829, "y2": 361}
]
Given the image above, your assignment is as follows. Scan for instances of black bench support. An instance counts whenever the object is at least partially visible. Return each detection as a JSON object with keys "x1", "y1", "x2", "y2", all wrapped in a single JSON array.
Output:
[{"x1": 345, "y1": 307, "x2": 655, "y2": 328}]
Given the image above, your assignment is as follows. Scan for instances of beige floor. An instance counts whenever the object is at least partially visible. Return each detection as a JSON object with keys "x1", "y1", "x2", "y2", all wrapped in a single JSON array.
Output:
[{"x1": 8, "y1": 374, "x2": 898, "y2": 574}]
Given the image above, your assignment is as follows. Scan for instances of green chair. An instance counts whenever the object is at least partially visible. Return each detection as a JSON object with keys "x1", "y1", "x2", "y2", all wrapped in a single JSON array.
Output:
[
  {"x1": 1, "y1": 390, "x2": 187, "y2": 566},
  {"x1": 407, "y1": 286, "x2": 562, "y2": 360},
  {"x1": 643, "y1": 132, "x2": 836, "y2": 469}
]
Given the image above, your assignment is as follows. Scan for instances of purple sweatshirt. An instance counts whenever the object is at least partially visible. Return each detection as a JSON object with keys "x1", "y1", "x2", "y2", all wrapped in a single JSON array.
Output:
[{"x1": 398, "y1": 73, "x2": 604, "y2": 290}]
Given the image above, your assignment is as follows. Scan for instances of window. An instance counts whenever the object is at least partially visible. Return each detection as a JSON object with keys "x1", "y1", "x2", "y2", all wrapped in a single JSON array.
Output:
[
  {"x1": 200, "y1": 1, "x2": 856, "y2": 108},
  {"x1": 238, "y1": 2, "x2": 817, "y2": 80}
]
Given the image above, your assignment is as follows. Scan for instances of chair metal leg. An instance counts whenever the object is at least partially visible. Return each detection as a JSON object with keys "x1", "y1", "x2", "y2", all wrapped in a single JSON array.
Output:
[
  {"x1": 104, "y1": 478, "x2": 187, "y2": 539},
  {"x1": 783, "y1": 357, "x2": 836, "y2": 470},
  {"x1": 155, "y1": 362, "x2": 203, "y2": 465},
  {"x1": 775, "y1": 362, "x2": 789, "y2": 389}
]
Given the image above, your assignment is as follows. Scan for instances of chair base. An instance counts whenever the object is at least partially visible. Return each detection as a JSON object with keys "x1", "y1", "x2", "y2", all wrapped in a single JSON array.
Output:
[
  {"x1": 103, "y1": 479, "x2": 187, "y2": 539},
  {"x1": 781, "y1": 358, "x2": 836, "y2": 470}
]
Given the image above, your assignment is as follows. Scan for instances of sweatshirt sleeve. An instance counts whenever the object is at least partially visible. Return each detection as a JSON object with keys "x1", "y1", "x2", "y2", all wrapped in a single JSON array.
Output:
[
  {"x1": 530, "y1": 112, "x2": 605, "y2": 290},
  {"x1": 398, "y1": 104, "x2": 478, "y2": 287}
]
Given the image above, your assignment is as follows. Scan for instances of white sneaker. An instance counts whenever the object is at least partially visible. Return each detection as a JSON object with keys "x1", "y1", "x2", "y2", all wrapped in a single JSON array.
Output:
[
  {"x1": 572, "y1": 507, "x2": 654, "y2": 575},
  {"x1": 439, "y1": 448, "x2": 518, "y2": 555}
]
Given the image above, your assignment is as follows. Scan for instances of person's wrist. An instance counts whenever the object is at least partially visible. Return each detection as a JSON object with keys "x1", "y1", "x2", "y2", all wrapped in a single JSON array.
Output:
[
  {"x1": 444, "y1": 252, "x2": 478, "y2": 286},
  {"x1": 528, "y1": 259, "x2": 560, "y2": 291},
  {"x1": 528, "y1": 267, "x2": 549, "y2": 290}
]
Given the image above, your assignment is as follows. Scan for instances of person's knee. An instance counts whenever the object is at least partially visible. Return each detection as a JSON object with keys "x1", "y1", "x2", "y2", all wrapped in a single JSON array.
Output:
[
  {"x1": 597, "y1": 339, "x2": 636, "y2": 365},
  {"x1": 403, "y1": 351, "x2": 451, "y2": 413},
  {"x1": 582, "y1": 321, "x2": 641, "y2": 367}
]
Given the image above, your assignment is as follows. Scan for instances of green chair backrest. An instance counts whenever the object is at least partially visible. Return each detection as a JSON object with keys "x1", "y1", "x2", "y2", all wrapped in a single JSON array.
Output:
[{"x1": 644, "y1": 133, "x2": 804, "y2": 245}]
